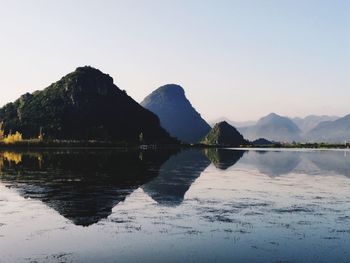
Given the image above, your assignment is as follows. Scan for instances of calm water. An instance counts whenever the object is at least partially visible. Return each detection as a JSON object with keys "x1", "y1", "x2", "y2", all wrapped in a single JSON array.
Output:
[{"x1": 0, "y1": 148, "x2": 350, "y2": 263}]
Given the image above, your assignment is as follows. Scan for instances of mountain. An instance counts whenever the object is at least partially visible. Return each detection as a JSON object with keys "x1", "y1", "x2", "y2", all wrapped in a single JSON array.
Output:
[
  {"x1": 304, "y1": 114, "x2": 350, "y2": 143},
  {"x1": 201, "y1": 121, "x2": 246, "y2": 146},
  {"x1": 239, "y1": 150, "x2": 302, "y2": 177},
  {"x1": 209, "y1": 117, "x2": 256, "y2": 128},
  {"x1": 142, "y1": 149, "x2": 211, "y2": 206},
  {"x1": 204, "y1": 148, "x2": 244, "y2": 170},
  {"x1": 0, "y1": 66, "x2": 174, "y2": 143},
  {"x1": 140, "y1": 84, "x2": 211, "y2": 143},
  {"x1": 252, "y1": 138, "x2": 277, "y2": 146},
  {"x1": 0, "y1": 149, "x2": 177, "y2": 226},
  {"x1": 239, "y1": 113, "x2": 301, "y2": 142},
  {"x1": 292, "y1": 115, "x2": 339, "y2": 133}
]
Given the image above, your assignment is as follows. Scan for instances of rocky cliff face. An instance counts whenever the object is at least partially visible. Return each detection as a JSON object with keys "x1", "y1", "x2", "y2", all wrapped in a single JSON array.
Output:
[{"x1": 141, "y1": 84, "x2": 211, "y2": 143}]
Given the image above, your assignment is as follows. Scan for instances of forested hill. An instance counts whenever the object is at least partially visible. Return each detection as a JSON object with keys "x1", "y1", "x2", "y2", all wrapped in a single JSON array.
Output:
[{"x1": 0, "y1": 66, "x2": 175, "y2": 143}]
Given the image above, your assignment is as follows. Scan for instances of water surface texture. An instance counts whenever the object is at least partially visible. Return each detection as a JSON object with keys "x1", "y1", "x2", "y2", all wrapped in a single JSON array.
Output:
[{"x1": 0, "y1": 148, "x2": 350, "y2": 263}]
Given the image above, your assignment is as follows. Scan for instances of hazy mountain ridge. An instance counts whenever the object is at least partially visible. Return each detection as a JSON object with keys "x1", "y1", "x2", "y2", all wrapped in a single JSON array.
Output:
[
  {"x1": 292, "y1": 115, "x2": 339, "y2": 133},
  {"x1": 209, "y1": 117, "x2": 256, "y2": 128},
  {"x1": 304, "y1": 114, "x2": 350, "y2": 143},
  {"x1": 238, "y1": 113, "x2": 302, "y2": 142},
  {"x1": 223, "y1": 113, "x2": 346, "y2": 143},
  {"x1": 141, "y1": 84, "x2": 211, "y2": 143}
]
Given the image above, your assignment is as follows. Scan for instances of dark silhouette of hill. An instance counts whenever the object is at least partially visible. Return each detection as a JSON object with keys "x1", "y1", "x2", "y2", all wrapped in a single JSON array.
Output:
[
  {"x1": 239, "y1": 113, "x2": 301, "y2": 142},
  {"x1": 0, "y1": 149, "x2": 177, "y2": 226},
  {"x1": 252, "y1": 138, "x2": 276, "y2": 146},
  {"x1": 202, "y1": 121, "x2": 246, "y2": 146},
  {"x1": 140, "y1": 84, "x2": 211, "y2": 143},
  {"x1": 304, "y1": 114, "x2": 350, "y2": 143},
  {"x1": 0, "y1": 66, "x2": 174, "y2": 143}
]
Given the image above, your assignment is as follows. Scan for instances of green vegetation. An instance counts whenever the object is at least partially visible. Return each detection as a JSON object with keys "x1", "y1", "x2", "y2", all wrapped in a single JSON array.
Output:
[
  {"x1": 0, "y1": 67, "x2": 348, "y2": 149},
  {"x1": 0, "y1": 122, "x2": 24, "y2": 144},
  {"x1": 0, "y1": 66, "x2": 177, "y2": 145},
  {"x1": 201, "y1": 121, "x2": 247, "y2": 147}
]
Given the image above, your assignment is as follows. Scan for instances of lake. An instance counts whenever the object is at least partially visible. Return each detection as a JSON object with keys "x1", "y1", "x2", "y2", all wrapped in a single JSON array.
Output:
[{"x1": 0, "y1": 148, "x2": 350, "y2": 263}]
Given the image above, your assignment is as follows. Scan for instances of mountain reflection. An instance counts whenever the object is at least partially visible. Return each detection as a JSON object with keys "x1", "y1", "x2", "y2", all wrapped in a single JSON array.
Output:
[
  {"x1": 298, "y1": 150, "x2": 350, "y2": 177},
  {"x1": 204, "y1": 148, "x2": 245, "y2": 170},
  {"x1": 240, "y1": 151, "x2": 302, "y2": 177},
  {"x1": 0, "y1": 149, "x2": 177, "y2": 226},
  {"x1": 239, "y1": 150, "x2": 350, "y2": 178},
  {"x1": 142, "y1": 150, "x2": 211, "y2": 206},
  {"x1": 0, "y1": 148, "x2": 349, "y2": 227}
]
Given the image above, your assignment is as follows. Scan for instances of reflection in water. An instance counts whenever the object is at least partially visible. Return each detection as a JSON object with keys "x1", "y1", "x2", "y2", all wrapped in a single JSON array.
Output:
[
  {"x1": 240, "y1": 150, "x2": 302, "y2": 177},
  {"x1": 305, "y1": 151, "x2": 350, "y2": 177},
  {"x1": 204, "y1": 148, "x2": 244, "y2": 170},
  {"x1": 1, "y1": 151, "x2": 23, "y2": 164},
  {"x1": 0, "y1": 148, "x2": 350, "y2": 262},
  {"x1": 142, "y1": 150, "x2": 211, "y2": 206},
  {"x1": 0, "y1": 151, "x2": 24, "y2": 174},
  {"x1": 239, "y1": 150, "x2": 350, "y2": 178},
  {"x1": 0, "y1": 149, "x2": 349, "y2": 226},
  {"x1": 0, "y1": 149, "x2": 176, "y2": 226}
]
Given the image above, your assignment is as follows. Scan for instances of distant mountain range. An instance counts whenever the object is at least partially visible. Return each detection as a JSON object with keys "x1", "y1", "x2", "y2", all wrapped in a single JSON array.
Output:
[
  {"x1": 209, "y1": 117, "x2": 256, "y2": 128},
  {"x1": 292, "y1": 115, "x2": 339, "y2": 133},
  {"x1": 238, "y1": 113, "x2": 302, "y2": 142},
  {"x1": 303, "y1": 114, "x2": 350, "y2": 143},
  {"x1": 0, "y1": 66, "x2": 175, "y2": 143},
  {"x1": 141, "y1": 84, "x2": 211, "y2": 143},
  {"x1": 235, "y1": 113, "x2": 348, "y2": 143},
  {"x1": 0, "y1": 66, "x2": 347, "y2": 144}
]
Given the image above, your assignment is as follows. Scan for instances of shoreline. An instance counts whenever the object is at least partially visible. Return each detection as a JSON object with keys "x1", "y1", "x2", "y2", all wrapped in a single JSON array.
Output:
[{"x1": 0, "y1": 141, "x2": 348, "y2": 151}]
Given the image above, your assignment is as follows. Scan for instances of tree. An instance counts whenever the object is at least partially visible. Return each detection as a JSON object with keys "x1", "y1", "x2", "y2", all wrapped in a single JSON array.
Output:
[
  {"x1": 38, "y1": 127, "x2": 44, "y2": 141},
  {"x1": 0, "y1": 122, "x2": 4, "y2": 140},
  {"x1": 139, "y1": 132, "x2": 144, "y2": 144}
]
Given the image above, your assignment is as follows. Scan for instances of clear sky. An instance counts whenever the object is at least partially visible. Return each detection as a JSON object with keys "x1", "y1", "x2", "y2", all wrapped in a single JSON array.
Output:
[{"x1": 0, "y1": 0, "x2": 349, "y2": 121}]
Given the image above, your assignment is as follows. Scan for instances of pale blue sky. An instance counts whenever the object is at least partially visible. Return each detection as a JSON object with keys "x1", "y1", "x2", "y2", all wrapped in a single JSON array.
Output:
[{"x1": 0, "y1": 0, "x2": 349, "y2": 121}]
